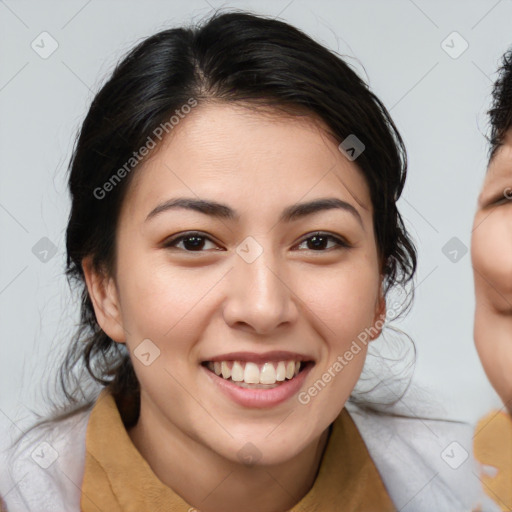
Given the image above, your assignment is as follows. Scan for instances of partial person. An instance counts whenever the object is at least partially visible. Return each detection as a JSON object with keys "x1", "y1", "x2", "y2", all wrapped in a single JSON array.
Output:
[{"x1": 472, "y1": 48, "x2": 512, "y2": 512}]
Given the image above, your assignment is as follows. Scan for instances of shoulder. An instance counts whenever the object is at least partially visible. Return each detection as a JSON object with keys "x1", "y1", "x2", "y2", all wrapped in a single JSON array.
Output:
[
  {"x1": 0, "y1": 407, "x2": 91, "y2": 512},
  {"x1": 474, "y1": 409, "x2": 512, "y2": 456},
  {"x1": 473, "y1": 409, "x2": 512, "y2": 511},
  {"x1": 346, "y1": 398, "x2": 501, "y2": 512}
]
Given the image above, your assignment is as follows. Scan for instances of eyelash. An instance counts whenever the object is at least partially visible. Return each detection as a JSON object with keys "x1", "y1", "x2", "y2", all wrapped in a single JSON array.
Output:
[{"x1": 163, "y1": 231, "x2": 351, "y2": 253}]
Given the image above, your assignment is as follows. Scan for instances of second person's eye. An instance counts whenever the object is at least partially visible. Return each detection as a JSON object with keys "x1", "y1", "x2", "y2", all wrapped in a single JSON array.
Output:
[{"x1": 488, "y1": 192, "x2": 512, "y2": 207}]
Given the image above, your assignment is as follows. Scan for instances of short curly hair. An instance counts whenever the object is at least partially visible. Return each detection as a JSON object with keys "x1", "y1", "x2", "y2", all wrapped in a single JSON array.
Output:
[{"x1": 489, "y1": 49, "x2": 512, "y2": 160}]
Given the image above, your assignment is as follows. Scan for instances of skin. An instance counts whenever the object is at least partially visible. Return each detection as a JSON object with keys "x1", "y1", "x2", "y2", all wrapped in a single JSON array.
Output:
[
  {"x1": 83, "y1": 102, "x2": 385, "y2": 512},
  {"x1": 472, "y1": 127, "x2": 512, "y2": 413}
]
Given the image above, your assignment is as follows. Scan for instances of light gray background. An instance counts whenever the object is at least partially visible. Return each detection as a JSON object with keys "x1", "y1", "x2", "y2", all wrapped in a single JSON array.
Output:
[{"x1": 0, "y1": 0, "x2": 508, "y2": 439}]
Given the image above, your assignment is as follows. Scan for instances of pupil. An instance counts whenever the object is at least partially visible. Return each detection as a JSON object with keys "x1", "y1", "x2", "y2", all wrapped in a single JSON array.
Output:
[
  {"x1": 309, "y1": 235, "x2": 327, "y2": 250},
  {"x1": 185, "y1": 236, "x2": 204, "y2": 250}
]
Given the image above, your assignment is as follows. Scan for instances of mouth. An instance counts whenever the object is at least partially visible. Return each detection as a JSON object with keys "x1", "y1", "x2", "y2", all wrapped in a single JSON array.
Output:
[{"x1": 200, "y1": 359, "x2": 315, "y2": 389}]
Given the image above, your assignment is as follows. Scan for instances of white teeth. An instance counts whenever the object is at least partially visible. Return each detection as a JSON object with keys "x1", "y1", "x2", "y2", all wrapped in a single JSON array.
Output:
[
  {"x1": 285, "y1": 361, "x2": 295, "y2": 380},
  {"x1": 260, "y1": 362, "x2": 277, "y2": 384},
  {"x1": 231, "y1": 361, "x2": 244, "y2": 382},
  {"x1": 205, "y1": 359, "x2": 305, "y2": 385},
  {"x1": 276, "y1": 361, "x2": 286, "y2": 381},
  {"x1": 244, "y1": 362, "x2": 260, "y2": 384},
  {"x1": 221, "y1": 361, "x2": 231, "y2": 379}
]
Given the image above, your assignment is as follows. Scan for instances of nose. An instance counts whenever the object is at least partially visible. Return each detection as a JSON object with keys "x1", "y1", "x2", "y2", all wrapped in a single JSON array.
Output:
[{"x1": 222, "y1": 245, "x2": 299, "y2": 335}]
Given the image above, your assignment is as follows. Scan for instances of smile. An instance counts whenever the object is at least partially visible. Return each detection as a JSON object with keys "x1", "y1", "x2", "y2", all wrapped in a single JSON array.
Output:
[
  {"x1": 201, "y1": 359, "x2": 315, "y2": 408},
  {"x1": 203, "y1": 359, "x2": 312, "y2": 387}
]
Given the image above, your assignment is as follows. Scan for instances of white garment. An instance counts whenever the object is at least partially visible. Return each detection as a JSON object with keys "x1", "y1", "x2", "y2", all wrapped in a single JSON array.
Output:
[
  {"x1": 0, "y1": 409, "x2": 89, "y2": 512},
  {"x1": 0, "y1": 400, "x2": 500, "y2": 512},
  {"x1": 346, "y1": 402, "x2": 499, "y2": 512}
]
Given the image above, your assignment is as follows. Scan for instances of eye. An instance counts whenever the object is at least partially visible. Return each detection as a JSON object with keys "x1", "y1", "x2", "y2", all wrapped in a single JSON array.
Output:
[
  {"x1": 294, "y1": 232, "x2": 350, "y2": 251},
  {"x1": 487, "y1": 192, "x2": 512, "y2": 208},
  {"x1": 163, "y1": 231, "x2": 350, "y2": 253},
  {"x1": 163, "y1": 232, "x2": 221, "y2": 252}
]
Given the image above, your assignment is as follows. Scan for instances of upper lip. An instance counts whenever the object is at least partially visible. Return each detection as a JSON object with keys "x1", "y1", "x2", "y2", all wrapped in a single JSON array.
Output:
[{"x1": 202, "y1": 351, "x2": 315, "y2": 364}]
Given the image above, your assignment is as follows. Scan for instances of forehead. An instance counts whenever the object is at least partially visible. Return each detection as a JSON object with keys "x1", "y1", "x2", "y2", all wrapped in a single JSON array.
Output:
[{"x1": 122, "y1": 102, "x2": 372, "y2": 219}]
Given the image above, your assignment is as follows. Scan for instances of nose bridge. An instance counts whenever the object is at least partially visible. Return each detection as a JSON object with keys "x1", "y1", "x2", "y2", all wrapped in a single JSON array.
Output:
[{"x1": 223, "y1": 237, "x2": 296, "y2": 333}]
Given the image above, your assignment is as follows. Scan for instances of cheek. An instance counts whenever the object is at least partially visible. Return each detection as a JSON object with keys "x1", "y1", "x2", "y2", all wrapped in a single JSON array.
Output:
[
  {"x1": 116, "y1": 253, "x2": 223, "y2": 346},
  {"x1": 472, "y1": 212, "x2": 512, "y2": 295},
  {"x1": 290, "y1": 262, "x2": 378, "y2": 426},
  {"x1": 294, "y1": 258, "x2": 380, "y2": 339},
  {"x1": 116, "y1": 259, "x2": 220, "y2": 408}
]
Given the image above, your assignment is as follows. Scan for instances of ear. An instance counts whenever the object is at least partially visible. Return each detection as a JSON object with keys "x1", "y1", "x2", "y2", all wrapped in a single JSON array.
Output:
[
  {"x1": 82, "y1": 256, "x2": 126, "y2": 343},
  {"x1": 370, "y1": 280, "x2": 386, "y2": 341}
]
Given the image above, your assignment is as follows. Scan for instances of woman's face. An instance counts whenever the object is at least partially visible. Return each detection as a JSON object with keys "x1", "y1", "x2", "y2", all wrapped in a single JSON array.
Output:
[
  {"x1": 472, "y1": 128, "x2": 512, "y2": 407},
  {"x1": 90, "y1": 103, "x2": 384, "y2": 465}
]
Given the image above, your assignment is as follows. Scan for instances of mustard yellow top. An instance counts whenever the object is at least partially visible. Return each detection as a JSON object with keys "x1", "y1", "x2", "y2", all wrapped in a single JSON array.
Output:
[
  {"x1": 473, "y1": 410, "x2": 512, "y2": 511},
  {"x1": 80, "y1": 389, "x2": 396, "y2": 511}
]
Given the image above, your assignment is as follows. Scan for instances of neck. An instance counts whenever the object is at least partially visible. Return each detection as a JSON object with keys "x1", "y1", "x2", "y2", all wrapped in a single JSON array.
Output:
[{"x1": 128, "y1": 399, "x2": 332, "y2": 512}]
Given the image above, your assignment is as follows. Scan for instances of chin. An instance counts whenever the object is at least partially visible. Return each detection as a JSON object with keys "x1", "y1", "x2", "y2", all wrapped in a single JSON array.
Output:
[{"x1": 217, "y1": 435, "x2": 307, "y2": 467}]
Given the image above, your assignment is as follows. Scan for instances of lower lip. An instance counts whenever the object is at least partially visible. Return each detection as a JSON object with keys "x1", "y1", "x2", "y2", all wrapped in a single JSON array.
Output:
[{"x1": 201, "y1": 362, "x2": 314, "y2": 409}]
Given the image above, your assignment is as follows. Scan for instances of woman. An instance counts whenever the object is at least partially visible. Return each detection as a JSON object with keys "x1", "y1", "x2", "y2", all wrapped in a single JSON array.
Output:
[
  {"x1": 472, "y1": 48, "x2": 512, "y2": 512},
  {"x1": 1, "y1": 10, "x2": 492, "y2": 512}
]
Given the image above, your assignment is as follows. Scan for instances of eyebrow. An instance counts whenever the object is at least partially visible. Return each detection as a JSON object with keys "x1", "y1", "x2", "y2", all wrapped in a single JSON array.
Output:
[{"x1": 145, "y1": 197, "x2": 363, "y2": 225}]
